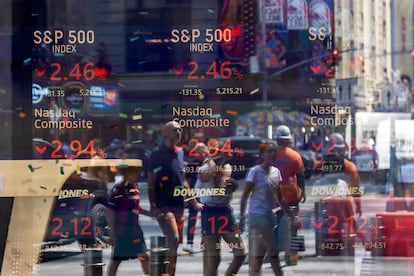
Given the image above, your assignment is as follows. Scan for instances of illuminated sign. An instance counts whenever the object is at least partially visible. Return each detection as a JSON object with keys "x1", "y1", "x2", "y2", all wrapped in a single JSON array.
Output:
[
  {"x1": 32, "y1": 83, "x2": 48, "y2": 104},
  {"x1": 0, "y1": 1, "x2": 413, "y2": 275}
]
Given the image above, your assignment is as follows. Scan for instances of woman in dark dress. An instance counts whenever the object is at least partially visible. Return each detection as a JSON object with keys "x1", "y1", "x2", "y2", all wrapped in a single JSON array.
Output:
[{"x1": 107, "y1": 164, "x2": 158, "y2": 276}]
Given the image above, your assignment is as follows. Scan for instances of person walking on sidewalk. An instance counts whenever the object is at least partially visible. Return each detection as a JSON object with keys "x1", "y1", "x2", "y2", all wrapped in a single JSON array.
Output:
[
  {"x1": 147, "y1": 121, "x2": 190, "y2": 276},
  {"x1": 182, "y1": 143, "x2": 210, "y2": 254},
  {"x1": 240, "y1": 141, "x2": 283, "y2": 276},
  {"x1": 272, "y1": 125, "x2": 306, "y2": 265},
  {"x1": 193, "y1": 149, "x2": 246, "y2": 276},
  {"x1": 107, "y1": 164, "x2": 159, "y2": 276}
]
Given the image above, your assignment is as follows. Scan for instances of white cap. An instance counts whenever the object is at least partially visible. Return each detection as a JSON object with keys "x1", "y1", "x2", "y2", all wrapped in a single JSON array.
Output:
[{"x1": 275, "y1": 125, "x2": 292, "y2": 139}]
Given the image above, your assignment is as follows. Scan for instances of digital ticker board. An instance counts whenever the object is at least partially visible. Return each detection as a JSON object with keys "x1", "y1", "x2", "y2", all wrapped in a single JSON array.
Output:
[{"x1": 1, "y1": 0, "x2": 414, "y2": 275}]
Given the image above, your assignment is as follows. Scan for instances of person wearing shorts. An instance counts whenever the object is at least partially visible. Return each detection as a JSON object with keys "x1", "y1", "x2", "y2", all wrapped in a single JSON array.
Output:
[
  {"x1": 193, "y1": 146, "x2": 246, "y2": 276},
  {"x1": 273, "y1": 125, "x2": 306, "y2": 264},
  {"x1": 240, "y1": 141, "x2": 283, "y2": 276},
  {"x1": 182, "y1": 143, "x2": 209, "y2": 254}
]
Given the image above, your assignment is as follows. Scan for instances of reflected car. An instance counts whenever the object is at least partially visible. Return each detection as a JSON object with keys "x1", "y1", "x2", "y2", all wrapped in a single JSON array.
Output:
[
  {"x1": 123, "y1": 143, "x2": 153, "y2": 178},
  {"x1": 104, "y1": 141, "x2": 153, "y2": 179},
  {"x1": 43, "y1": 170, "x2": 108, "y2": 246},
  {"x1": 217, "y1": 136, "x2": 274, "y2": 179},
  {"x1": 216, "y1": 136, "x2": 315, "y2": 180},
  {"x1": 40, "y1": 159, "x2": 142, "y2": 260},
  {"x1": 351, "y1": 149, "x2": 383, "y2": 183}
]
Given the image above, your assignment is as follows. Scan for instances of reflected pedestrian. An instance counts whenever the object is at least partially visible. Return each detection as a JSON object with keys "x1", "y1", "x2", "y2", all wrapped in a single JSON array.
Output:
[
  {"x1": 240, "y1": 141, "x2": 283, "y2": 276},
  {"x1": 107, "y1": 164, "x2": 159, "y2": 276},
  {"x1": 193, "y1": 146, "x2": 246, "y2": 276},
  {"x1": 183, "y1": 143, "x2": 210, "y2": 254},
  {"x1": 312, "y1": 133, "x2": 368, "y2": 252},
  {"x1": 314, "y1": 133, "x2": 362, "y2": 216},
  {"x1": 273, "y1": 125, "x2": 306, "y2": 264},
  {"x1": 147, "y1": 121, "x2": 189, "y2": 276}
]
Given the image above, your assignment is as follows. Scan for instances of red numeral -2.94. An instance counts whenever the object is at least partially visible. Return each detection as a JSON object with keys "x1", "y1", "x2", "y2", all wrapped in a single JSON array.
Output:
[
  {"x1": 51, "y1": 217, "x2": 92, "y2": 236},
  {"x1": 50, "y1": 139, "x2": 96, "y2": 159},
  {"x1": 188, "y1": 138, "x2": 232, "y2": 157}
]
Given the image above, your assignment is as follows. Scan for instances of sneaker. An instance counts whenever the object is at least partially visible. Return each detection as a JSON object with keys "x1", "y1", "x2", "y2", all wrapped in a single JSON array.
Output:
[{"x1": 182, "y1": 245, "x2": 195, "y2": 254}]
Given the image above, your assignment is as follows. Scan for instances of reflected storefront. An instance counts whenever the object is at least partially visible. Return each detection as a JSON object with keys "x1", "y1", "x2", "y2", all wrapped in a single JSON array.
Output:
[{"x1": 1, "y1": 0, "x2": 414, "y2": 275}]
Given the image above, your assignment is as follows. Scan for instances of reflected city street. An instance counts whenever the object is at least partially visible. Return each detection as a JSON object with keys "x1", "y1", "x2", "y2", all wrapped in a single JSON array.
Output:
[
  {"x1": 35, "y1": 177, "x2": 414, "y2": 275},
  {"x1": 1, "y1": 0, "x2": 414, "y2": 275}
]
